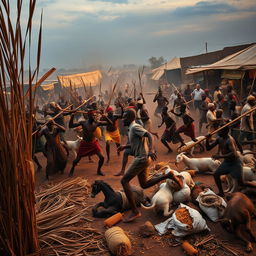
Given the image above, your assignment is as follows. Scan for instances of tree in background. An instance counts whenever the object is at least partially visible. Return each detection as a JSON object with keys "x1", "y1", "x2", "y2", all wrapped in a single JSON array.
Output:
[{"x1": 148, "y1": 56, "x2": 166, "y2": 69}]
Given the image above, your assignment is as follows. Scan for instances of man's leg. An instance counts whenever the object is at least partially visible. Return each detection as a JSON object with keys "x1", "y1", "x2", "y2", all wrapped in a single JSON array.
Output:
[
  {"x1": 121, "y1": 160, "x2": 142, "y2": 222},
  {"x1": 175, "y1": 129, "x2": 185, "y2": 148},
  {"x1": 138, "y1": 163, "x2": 182, "y2": 189},
  {"x1": 213, "y1": 162, "x2": 229, "y2": 197},
  {"x1": 161, "y1": 138, "x2": 172, "y2": 152},
  {"x1": 115, "y1": 143, "x2": 121, "y2": 156},
  {"x1": 199, "y1": 121, "x2": 203, "y2": 133},
  {"x1": 33, "y1": 154, "x2": 42, "y2": 172},
  {"x1": 106, "y1": 141, "x2": 110, "y2": 163},
  {"x1": 68, "y1": 156, "x2": 82, "y2": 177},
  {"x1": 95, "y1": 151, "x2": 105, "y2": 176},
  {"x1": 114, "y1": 151, "x2": 129, "y2": 176}
]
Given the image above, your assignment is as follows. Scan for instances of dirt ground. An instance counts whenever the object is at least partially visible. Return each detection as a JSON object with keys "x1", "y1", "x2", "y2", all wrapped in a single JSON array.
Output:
[{"x1": 35, "y1": 95, "x2": 256, "y2": 256}]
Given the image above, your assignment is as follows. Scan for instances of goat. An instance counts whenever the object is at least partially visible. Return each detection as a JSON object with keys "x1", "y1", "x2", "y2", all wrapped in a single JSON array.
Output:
[
  {"x1": 141, "y1": 182, "x2": 173, "y2": 216},
  {"x1": 237, "y1": 150, "x2": 256, "y2": 167},
  {"x1": 225, "y1": 166, "x2": 256, "y2": 193},
  {"x1": 63, "y1": 135, "x2": 83, "y2": 159},
  {"x1": 177, "y1": 136, "x2": 205, "y2": 156},
  {"x1": 175, "y1": 152, "x2": 221, "y2": 173},
  {"x1": 166, "y1": 175, "x2": 191, "y2": 204},
  {"x1": 165, "y1": 168, "x2": 195, "y2": 188}
]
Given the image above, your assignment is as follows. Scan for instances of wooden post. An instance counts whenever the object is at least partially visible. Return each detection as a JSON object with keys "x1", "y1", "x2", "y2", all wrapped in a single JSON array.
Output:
[{"x1": 249, "y1": 71, "x2": 256, "y2": 95}]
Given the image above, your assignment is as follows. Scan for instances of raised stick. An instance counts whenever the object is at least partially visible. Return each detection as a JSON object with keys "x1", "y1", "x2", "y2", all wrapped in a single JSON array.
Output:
[
  {"x1": 32, "y1": 104, "x2": 73, "y2": 135},
  {"x1": 181, "y1": 105, "x2": 256, "y2": 152}
]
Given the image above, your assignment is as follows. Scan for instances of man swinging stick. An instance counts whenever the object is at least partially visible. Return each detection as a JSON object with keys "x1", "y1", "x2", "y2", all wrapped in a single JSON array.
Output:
[
  {"x1": 68, "y1": 110, "x2": 107, "y2": 177},
  {"x1": 206, "y1": 124, "x2": 256, "y2": 197}
]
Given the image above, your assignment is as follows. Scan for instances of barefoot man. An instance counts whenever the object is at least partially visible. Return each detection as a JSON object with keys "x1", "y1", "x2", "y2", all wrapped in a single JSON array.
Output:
[
  {"x1": 119, "y1": 108, "x2": 182, "y2": 222},
  {"x1": 205, "y1": 125, "x2": 256, "y2": 197},
  {"x1": 103, "y1": 106, "x2": 123, "y2": 164},
  {"x1": 68, "y1": 110, "x2": 107, "y2": 177}
]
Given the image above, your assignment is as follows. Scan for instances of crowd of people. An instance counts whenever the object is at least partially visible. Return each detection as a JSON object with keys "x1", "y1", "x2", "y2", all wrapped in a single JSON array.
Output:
[{"x1": 31, "y1": 80, "x2": 256, "y2": 222}]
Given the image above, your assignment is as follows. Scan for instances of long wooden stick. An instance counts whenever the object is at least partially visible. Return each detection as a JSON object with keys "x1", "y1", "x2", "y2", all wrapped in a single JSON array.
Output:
[
  {"x1": 24, "y1": 67, "x2": 56, "y2": 98},
  {"x1": 33, "y1": 96, "x2": 92, "y2": 135},
  {"x1": 138, "y1": 66, "x2": 144, "y2": 94},
  {"x1": 105, "y1": 78, "x2": 119, "y2": 110},
  {"x1": 232, "y1": 128, "x2": 256, "y2": 134},
  {"x1": 181, "y1": 105, "x2": 256, "y2": 152},
  {"x1": 171, "y1": 83, "x2": 190, "y2": 109},
  {"x1": 169, "y1": 99, "x2": 194, "y2": 111},
  {"x1": 72, "y1": 96, "x2": 94, "y2": 112},
  {"x1": 249, "y1": 71, "x2": 256, "y2": 95},
  {"x1": 32, "y1": 104, "x2": 73, "y2": 135}
]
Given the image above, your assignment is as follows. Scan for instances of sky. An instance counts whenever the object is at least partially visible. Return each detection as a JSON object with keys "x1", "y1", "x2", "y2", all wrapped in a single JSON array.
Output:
[{"x1": 29, "y1": 0, "x2": 256, "y2": 69}]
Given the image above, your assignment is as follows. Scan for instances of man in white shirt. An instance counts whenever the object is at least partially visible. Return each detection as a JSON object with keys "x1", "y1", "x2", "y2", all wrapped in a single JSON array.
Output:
[
  {"x1": 240, "y1": 95, "x2": 255, "y2": 147},
  {"x1": 192, "y1": 84, "x2": 205, "y2": 113},
  {"x1": 206, "y1": 103, "x2": 216, "y2": 134},
  {"x1": 119, "y1": 108, "x2": 182, "y2": 222}
]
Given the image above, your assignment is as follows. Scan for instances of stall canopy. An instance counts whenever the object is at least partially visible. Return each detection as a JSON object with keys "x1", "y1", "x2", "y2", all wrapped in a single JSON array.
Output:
[
  {"x1": 58, "y1": 70, "x2": 102, "y2": 88},
  {"x1": 151, "y1": 57, "x2": 181, "y2": 80},
  {"x1": 40, "y1": 83, "x2": 54, "y2": 91},
  {"x1": 186, "y1": 44, "x2": 256, "y2": 75}
]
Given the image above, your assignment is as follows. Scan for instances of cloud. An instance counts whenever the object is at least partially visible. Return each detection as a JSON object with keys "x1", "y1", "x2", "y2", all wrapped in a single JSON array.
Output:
[
  {"x1": 88, "y1": 0, "x2": 128, "y2": 3},
  {"x1": 173, "y1": 1, "x2": 237, "y2": 16},
  {"x1": 152, "y1": 24, "x2": 213, "y2": 36},
  {"x1": 29, "y1": 0, "x2": 256, "y2": 69}
]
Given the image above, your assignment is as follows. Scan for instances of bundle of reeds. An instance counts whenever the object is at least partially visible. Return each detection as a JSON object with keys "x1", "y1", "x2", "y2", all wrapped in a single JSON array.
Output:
[
  {"x1": 0, "y1": 1, "x2": 54, "y2": 255},
  {"x1": 35, "y1": 177, "x2": 107, "y2": 256}
]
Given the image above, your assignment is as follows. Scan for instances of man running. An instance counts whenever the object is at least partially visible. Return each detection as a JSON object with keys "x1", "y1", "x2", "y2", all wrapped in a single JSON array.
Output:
[
  {"x1": 153, "y1": 88, "x2": 169, "y2": 119},
  {"x1": 158, "y1": 106, "x2": 177, "y2": 153},
  {"x1": 119, "y1": 108, "x2": 182, "y2": 222}
]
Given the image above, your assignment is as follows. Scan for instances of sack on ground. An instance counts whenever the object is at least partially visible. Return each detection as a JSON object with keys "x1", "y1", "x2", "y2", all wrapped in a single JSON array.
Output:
[
  {"x1": 155, "y1": 203, "x2": 210, "y2": 237},
  {"x1": 196, "y1": 188, "x2": 226, "y2": 222},
  {"x1": 105, "y1": 226, "x2": 132, "y2": 256}
]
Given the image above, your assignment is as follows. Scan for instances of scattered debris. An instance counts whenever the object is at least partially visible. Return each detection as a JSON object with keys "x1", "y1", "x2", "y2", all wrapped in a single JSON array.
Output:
[
  {"x1": 139, "y1": 221, "x2": 156, "y2": 237},
  {"x1": 36, "y1": 177, "x2": 107, "y2": 256}
]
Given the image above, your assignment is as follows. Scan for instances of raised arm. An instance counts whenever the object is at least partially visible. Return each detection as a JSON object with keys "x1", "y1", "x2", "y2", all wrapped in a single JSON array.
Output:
[
  {"x1": 53, "y1": 121, "x2": 66, "y2": 132},
  {"x1": 69, "y1": 114, "x2": 81, "y2": 128},
  {"x1": 153, "y1": 94, "x2": 158, "y2": 102},
  {"x1": 206, "y1": 135, "x2": 219, "y2": 151},
  {"x1": 140, "y1": 93, "x2": 146, "y2": 104}
]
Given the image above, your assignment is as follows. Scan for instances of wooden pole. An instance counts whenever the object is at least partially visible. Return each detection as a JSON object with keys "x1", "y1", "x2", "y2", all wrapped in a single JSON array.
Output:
[
  {"x1": 106, "y1": 78, "x2": 119, "y2": 110},
  {"x1": 181, "y1": 105, "x2": 256, "y2": 152},
  {"x1": 169, "y1": 99, "x2": 194, "y2": 111},
  {"x1": 24, "y1": 68, "x2": 56, "y2": 98},
  {"x1": 138, "y1": 66, "x2": 144, "y2": 94},
  {"x1": 32, "y1": 104, "x2": 73, "y2": 135},
  {"x1": 249, "y1": 71, "x2": 256, "y2": 95},
  {"x1": 171, "y1": 82, "x2": 190, "y2": 109}
]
